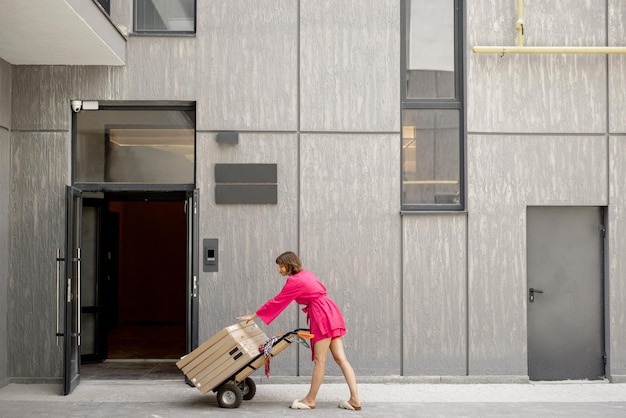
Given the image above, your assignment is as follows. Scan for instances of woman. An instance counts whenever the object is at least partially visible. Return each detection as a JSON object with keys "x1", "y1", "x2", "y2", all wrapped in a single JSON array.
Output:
[{"x1": 237, "y1": 251, "x2": 361, "y2": 411}]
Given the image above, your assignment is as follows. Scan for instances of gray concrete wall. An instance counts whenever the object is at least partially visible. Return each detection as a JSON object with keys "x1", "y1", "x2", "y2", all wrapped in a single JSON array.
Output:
[
  {"x1": 8, "y1": 132, "x2": 67, "y2": 381},
  {"x1": 0, "y1": 58, "x2": 11, "y2": 387},
  {"x1": 403, "y1": 214, "x2": 467, "y2": 376},
  {"x1": 5, "y1": 0, "x2": 626, "y2": 382}
]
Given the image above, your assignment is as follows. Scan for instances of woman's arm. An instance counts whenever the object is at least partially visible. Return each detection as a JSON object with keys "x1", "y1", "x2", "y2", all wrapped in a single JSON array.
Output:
[{"x1": 236, "y1": 312, "x2": 258, "y2": 324}]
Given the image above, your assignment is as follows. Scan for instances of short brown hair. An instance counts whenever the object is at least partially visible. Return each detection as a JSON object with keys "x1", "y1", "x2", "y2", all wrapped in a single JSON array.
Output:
[{"x1": 275, "y1": 251, "x2": 303, "y2": 275}]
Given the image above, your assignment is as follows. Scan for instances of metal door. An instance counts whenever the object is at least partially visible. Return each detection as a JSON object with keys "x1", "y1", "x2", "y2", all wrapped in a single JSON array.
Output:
[
  {"x1": 527, "y1": 206, "x2": 605, "y2": 380},
  {"x1": 63, "y1": 186, "x2": 83, "y2": 395}
]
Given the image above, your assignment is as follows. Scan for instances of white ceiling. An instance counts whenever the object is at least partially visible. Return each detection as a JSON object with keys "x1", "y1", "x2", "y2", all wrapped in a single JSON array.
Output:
[{"x1": 0, "y1": 0, "x2": 126, "y2": 66}]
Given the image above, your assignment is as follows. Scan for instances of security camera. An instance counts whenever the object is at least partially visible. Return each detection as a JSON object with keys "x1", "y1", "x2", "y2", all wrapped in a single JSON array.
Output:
[{"x1": 71, "y1": 100, "x2": 82, "y2": 113}]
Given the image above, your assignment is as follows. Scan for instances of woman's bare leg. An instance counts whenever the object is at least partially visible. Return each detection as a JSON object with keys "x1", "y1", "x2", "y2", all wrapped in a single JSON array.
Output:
[
  {"x1": 330, "y1": 337, "x2": 361, "y2": 408},
  {"x1": 299, "y1": 337, "x2": 332, "y2": 408}
]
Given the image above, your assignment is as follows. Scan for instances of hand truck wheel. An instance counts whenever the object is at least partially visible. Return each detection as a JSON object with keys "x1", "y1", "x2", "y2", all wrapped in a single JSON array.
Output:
[
  {"x1": 240, "y1": 377, "x2": 256, "y2": 401},
  {"x1": 216, "y1": 383, "x2": 243, "y2": 408}
]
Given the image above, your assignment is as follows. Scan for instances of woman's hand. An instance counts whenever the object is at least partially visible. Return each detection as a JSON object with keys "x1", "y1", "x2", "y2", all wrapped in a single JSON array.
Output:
[{"x1": 236, "y1": 313, "x2": 257, "y2": 324}]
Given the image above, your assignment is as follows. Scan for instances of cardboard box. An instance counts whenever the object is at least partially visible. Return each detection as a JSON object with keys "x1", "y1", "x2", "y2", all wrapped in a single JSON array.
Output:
[{"x1": 176, "y1": 321, "x2": 269, "y2": 393}]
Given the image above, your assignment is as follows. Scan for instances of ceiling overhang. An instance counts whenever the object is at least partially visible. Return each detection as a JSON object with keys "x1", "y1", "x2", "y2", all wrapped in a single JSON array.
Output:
[{"x1": 0, "y1": 0, "x2": 126, "y2": 66}]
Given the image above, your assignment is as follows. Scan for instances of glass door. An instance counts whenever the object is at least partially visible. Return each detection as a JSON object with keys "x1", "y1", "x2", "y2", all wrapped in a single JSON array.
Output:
[
  {"x1": 185, "y1": 189, "x2": 199, "y2": 352},
  {"x1": 63, "y1": 186, "x2": 83, "y2": 395},
  {"x1": 80, "y1": 198, "x2": 110, "y2": 363}
]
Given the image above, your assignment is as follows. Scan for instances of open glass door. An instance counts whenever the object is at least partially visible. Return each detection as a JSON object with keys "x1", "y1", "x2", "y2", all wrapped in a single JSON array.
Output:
[
  {"x1": 185, "y1": 189, "x2": 199, "y2": 352},
  {"x1": 63, "y1": 186, "x2": 82, "y2": 395},
  {"x1": 81, "y1": 197, "x2": 108, "y2": 363}
]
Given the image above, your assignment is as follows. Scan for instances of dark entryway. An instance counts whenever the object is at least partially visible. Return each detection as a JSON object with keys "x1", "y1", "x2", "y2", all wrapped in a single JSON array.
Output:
[
  {"x1": 107, "y1": 199, "x2": 186, "y2": 359},
  {"x1": 80, "y1": 195, "x2": 188, "y2": 379}
]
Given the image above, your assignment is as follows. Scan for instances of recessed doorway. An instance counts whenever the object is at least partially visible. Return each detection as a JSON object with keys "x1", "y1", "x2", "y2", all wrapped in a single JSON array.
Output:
[
  {"x1": 66, "y1": 103, "x2": 198, "y2": 390},
  {"x1": 81, "y1": 193, "x2": 189, "y2": 380}
]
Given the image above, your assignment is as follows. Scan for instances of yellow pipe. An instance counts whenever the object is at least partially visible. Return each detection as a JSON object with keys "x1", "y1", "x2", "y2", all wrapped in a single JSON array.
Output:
[
  {"x1": 515, "y1": 0, "x2": 524, "y2": 47},
  {"x1": 473, "y1": 46, "x2": 626, "y2": 54},
  {"x1": 473, "y1": 0, "x2": 626, "y2": 55}
]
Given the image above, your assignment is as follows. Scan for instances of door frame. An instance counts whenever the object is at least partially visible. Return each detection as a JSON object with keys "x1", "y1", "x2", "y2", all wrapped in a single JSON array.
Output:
[
  {"x1": 526, "y1": 205, "x2": 606, "y2": 381},
  {"x1": 62, "y1": 188, "x2": 199, "y2": 393},
  {"x1": 186, "y1": 189, "x2": 200, "y2": 352},
  {"x1": 63, "y1": 186, "x2": 82, "y2": 395}
]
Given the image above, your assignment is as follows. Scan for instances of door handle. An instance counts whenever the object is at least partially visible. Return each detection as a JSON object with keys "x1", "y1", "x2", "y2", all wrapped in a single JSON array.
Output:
[
  {"x1": 55, "y1": 248, "x2": 65, "y2": 344},
  {"x1": 529, "y1": 287, "x2": 544, "y2": 303}
]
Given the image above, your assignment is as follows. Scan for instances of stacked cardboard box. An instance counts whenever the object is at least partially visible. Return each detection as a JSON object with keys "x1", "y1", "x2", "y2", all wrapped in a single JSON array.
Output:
[{"x1": 176, "y1": 321, "x2": 268, "y2": 394}]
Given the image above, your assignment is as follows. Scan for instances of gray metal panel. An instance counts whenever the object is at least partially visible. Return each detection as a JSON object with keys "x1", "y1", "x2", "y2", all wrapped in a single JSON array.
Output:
[
  {"x1": 609, "y1": 1, "x2": 626, "y2": 133},
  {"x1": 0, "y1": 59, "x2": 10, "y2": 130},
  {"x1": 403, "y1": 214, "x2": 467, "y2": 376},
  {"x1": 9, "y1": 132, "x2": 68, "y2": 379},
  {"x1": 195, "y1": 0, "x2": 298, "y2": 131},
  {"x1": 215, "y1": 164, "x2": 277, "y2": 184},
  {"x1": 300, "y1": 0, "x2": 400, "y2": 132},
  {"x1": 197, "y1": 132, "x2": 299, "y2": 377},
  {"x1": 120, "y1": 36, "x2": 199, "y2": 100},
  {"x1": 608, "y1": 136, "x2": 626, "y2": 379},
  {"x1": 216, "y1": 132, "x2": 238, "y2": 144},
  {"x1": 215, "y1": 184, "x2": 277, "y2": 205},
  {"x1": 0, "y1": 129, "x2": 10, "y2": 384},
  {"x1": 299, "y1": 133, "x2": 401, "y2": 375},
  {"x1": 468, "y1": 0, "x2": 607, "y2": 133},
  {"x1": 467, "y1": 134, "x2": 608, "y2": 376},
  {"x1": 11, "y1": 66, "x2": 119, "y2": 131}
]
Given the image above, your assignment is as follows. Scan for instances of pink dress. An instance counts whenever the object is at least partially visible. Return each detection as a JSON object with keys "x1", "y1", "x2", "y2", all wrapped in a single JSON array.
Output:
[{"x1": 256, "y1": 270, "x2": 346, "y2": 358}]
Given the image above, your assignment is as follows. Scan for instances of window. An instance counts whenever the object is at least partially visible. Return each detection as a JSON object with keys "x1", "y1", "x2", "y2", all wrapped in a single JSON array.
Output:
[
  {"x1": 74, "y1": 106, "x2": 196, "y2": 188},
  {"x1": 402, "y1": 0, "x2": 464, "y2": 210},
  {"x1": 95, "y1": 0, "x2": 110, "y2": 15},
  {"x1": 134, "y1": 0, "x2": 196, "y2": 34}
]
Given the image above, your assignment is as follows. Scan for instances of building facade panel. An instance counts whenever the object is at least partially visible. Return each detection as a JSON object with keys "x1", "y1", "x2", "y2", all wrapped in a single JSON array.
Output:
[
  {"x1": 468, "y1": 1, "x2": 607, "y2": 133},
  {"x1": 121, "y1": 37, "x2": 199, "y2": 101},
  {"x1": 11, "y1": 66, "x2": 118, "y2": 132},
  {"x1": 608, "y1": 136, "x2": 626, "y2": 381},
  {"x1": 11, "y1": 67, "x2": 72, "y2": 132},
  {"x1": 609, "y1": 1, "x2": 626, "y2": 133},
  {"x1": 0, "y1": 127, "x2": 10, "y2": 386},
  {"x1": 0, "y1": 59, "x2": 10, "y2": 128},
  {"x1": 197, "y1": 132, "x2": 300, "y2": 376},
  {"x1": 9, "y1": 132, "x2": 67, "y2": 380},
  {"x1": 402, "y1": 214, "x2": 467, "y2": 376},
  {"x1": 299, "y1": 133, "x2": 401, "y2": 375},
  {"x1": 300, "y1": 0, "x2": 400, "y2": 132},
  {"x1": 195, "y1": 0, "x2": 298, "y2": 131}
]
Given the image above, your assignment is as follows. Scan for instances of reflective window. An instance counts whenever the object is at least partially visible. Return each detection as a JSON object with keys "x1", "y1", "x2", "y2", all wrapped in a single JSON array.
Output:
[
  {"x1": 402, "y1": 0, "x2": 463, "y2": 210},
  {"x1": 134, "y1": 0, "x2": 196, "y2": 34},
  {"x1": 406, "y1": 0, "x2": 455, "y2": 99},
  {"x1": 74, "y1": 107, "x2": 195, "y2": 186},
  {"x1": 402, "y1": 109, "x2": 460, "y2": 205}
]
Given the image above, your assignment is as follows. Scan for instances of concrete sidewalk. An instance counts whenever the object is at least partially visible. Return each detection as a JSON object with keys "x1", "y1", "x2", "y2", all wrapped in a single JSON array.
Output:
[{"x1": 1, "y1": 379, "x2": 626, "y2": 417}]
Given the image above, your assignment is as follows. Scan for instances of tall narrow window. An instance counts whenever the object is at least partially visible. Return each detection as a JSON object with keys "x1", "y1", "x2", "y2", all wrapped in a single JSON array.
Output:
[
  {"x1": 134, "y1": 0, "x2": 196, "y2": 34},
  {"x1": 402, "y1": 0, "x2": 464, "y2": 210}
]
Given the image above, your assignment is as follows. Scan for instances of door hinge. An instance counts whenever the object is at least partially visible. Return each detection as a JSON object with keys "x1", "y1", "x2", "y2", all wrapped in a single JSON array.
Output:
[
  {"x1": 598, "y1": 224, "x2": 606, "y2": 237},
  {"x1": 603, "y1": 354, "x2": 607, "y2": 365}
]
